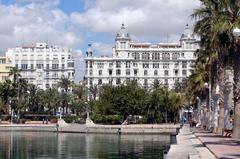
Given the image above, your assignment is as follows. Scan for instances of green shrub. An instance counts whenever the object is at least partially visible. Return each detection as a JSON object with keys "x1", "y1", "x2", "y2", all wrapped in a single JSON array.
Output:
[
  {"x1": 91, "y1": 113, "x2": 122, "y2": 124},
  {"x1": 62, "y1": 115, "x2": 80, "y2": 123}
]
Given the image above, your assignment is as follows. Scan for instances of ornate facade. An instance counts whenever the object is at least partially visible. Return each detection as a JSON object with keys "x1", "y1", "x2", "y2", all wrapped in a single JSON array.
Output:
[{"x1": 84, "y1": 24, "x2": 199, "y2": 89}]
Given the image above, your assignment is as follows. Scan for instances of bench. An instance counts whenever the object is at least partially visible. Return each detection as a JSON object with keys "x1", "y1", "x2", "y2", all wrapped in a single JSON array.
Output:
[
  {"x1": 25, "y1": 121, "x2": 45, "y2": 124},
  {"x1": 0, "y1": 121, "x2": 11, "y2": 124},
  {"x1": 222, "y1": 128, "x2": 232, "y2": 137}
]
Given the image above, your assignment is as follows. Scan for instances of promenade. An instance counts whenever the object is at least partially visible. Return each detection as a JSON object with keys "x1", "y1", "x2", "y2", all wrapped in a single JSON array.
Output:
[
  {"x1": 167, "y1": 124, "x2": 216, "y2": 159},
  {"x1": 192, "y1": 128, "x2": 240, "y2": 159}
]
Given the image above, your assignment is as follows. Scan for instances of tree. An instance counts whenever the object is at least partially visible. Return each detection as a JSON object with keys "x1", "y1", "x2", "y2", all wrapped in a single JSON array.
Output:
[
  {"x1": 89, "y1": 85, "x2": 98, "y2": 101},
  {"x1": 58, "y1": 77, "x2": 72, "y2": 114}
]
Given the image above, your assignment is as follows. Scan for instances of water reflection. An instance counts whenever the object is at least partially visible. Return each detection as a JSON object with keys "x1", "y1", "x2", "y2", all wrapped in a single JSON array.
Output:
[{"x1": 0, "y1": 132, "x2": 170, "y2": 159}]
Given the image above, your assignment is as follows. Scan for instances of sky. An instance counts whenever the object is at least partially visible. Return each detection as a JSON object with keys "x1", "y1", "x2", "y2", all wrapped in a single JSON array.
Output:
[{"x1": 0, "y1": 0, "x2": 200, "y2": 82}]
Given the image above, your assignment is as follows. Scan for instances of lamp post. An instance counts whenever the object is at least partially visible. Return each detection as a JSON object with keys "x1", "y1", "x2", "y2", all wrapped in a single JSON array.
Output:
[{"x1": 232, "y1": 28, "x2": 240, "y2": 138}]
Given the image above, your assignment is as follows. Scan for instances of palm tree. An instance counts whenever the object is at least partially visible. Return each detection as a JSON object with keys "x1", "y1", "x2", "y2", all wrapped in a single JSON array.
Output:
[
  {"x1": 0, "y1": 80, "x2": 13, "y2": 114},
  {"x1": 58, "y1": 77, "x2": 72, "y2": 114},
  {"x1": 192, "y1": 0, "x2": 240, "y2": 138},
  {"x1": 9, "y1": 67, "x2": 21, "y2": 114},
  {"x1": 44, "y1": 88, "x2": 60, "y2": 114},
  {"x1": 9, "y1": 67, "x2": 21, "y2": 86},
  {"x1": 58, "y1": 77, "x2": 72, "y2": 92}
]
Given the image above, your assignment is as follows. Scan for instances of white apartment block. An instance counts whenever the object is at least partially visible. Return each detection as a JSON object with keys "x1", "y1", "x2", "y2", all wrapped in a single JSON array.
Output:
[
  {"x1": 84, "y1": 24, "x2": 199, "y2": 89},
  {"x1": 6, "y1": 43, "x2": 75, "y2": 90}
]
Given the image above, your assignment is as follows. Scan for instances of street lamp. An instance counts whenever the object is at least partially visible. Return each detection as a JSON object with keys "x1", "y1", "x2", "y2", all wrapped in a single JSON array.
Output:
[{"x1": 233, "y1": 28, "x2": 240, "y2": 37}]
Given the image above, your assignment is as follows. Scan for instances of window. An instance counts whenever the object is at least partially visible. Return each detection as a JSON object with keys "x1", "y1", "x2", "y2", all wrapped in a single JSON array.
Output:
[
  {"x1": 162, "y1": 53, "x2": 170, "y2": 60},
  {"x1": 154, "y1": 70, "x2": 158, "y2": 76},
  {"x1": 174, "y1": 70, "x2": 179, "y2": 76},
  {"x1": 181, "y1": 53, "x2": 185, "y2": 57},
  {"x1": 15, "y1": 64, "x2": 18, "y2": 68},
  {"x1": 172, "y1": 53, "x2": 180, "y2": 60},
  {"x1": 62, "y1": 64, "x2": 65, "y2": 69},
  {"x1": 116, "y1": 69, "x2": 121, "y2": 75},
  {"x1": 109, "y1": 79, "x2": 113, "y2": 85},
  {"x1": 182, "y1": 70, "x2": 187, "y2": 76},
  {"x1": 46, "y1": 84, "x2": 50, "y2": 89},
  {"x1": 68, "y1": 62, "x2": 74, "y2": 67},
  {"x1": 90, "y1": 78, "x2": 93, "y2": 86},
  {"x1": 36, "y1": 64, "x2": 44, "y2": 69},
  {"x1": 89, "y1": 61, "x2": 93, "y2": 68},
  {"x1": 46, "y1": 72, "x2": 49, "y2": 77},
  {"x1": 142, "y1": 52, "x2": 150, "y2": 60},
  {"x1": 134, "y1": 69, "x2": 138, "y2": 76},
  {"x1": 109, "y1": 62, "x2": 113, "y2": 67},
  {"x1": 174, "y1": 62, "x2": 179, "y2": 68},
  {"x1": 109, "y1": 69, "x2": 112, "y2": 76},
  {"x1": 116, "y1": 61, "x2": 121, "y2": 68},
  {"x1": 164, "y1": 70, "x2": 169, "y2": 76},
  {"x1": 152, "y1": 52, "x2": 160, "y2": 60},
  {"x1": 133, "y1": 62, "x2": 138, "y2": 67},
  {"x1": 120, "y1": 42, "x2": 126, "y2": 49},
  {"x1": 52, "y1": 64, "x2": 59, "y2": 69},
  {"x1": 98, "y1": 79, "x2": 102, "y2": 85},
  {"x1": 143, "y1": 63, "x2": 149, "y2": 68},
  {"x1": 132, "y1": 53, "x2": 140, "y2": 60},
  {"x1": 99, "y1": 70, "x2": 102, "y2": 76},
  {"x1": 182, "y1": 61, "x2": 187, "y2": 68},
  {"x1": 144, "y1": 70, "x2": 148, "y2": 76},
  {"x1": 153, "y1": 63, "x2": 159, "y2": 68},
  {"x1": 21, "y1": 64, "x2": 28, "y2": 69},
  {"x1": 163, "y1": 63, "x2": 169, "y2": 69},
  {"x1": 126, "y1": 69, "x2": 130, "y2": 76},
  {"x1": 116, "y1": 78, "x2": 121, "y2": 84},
  {"x1": 97, "y1": 62, "x2": 104, "y2": 68},
  {"x1": 126, "y1": 61, "x2": 130, "y2": 68},
  {"x1": 90, "y1": 69, "x2": 93, "y2": 75},
  {"x1": 46, "y1": 64, "x2": 49, "y2": 69}
]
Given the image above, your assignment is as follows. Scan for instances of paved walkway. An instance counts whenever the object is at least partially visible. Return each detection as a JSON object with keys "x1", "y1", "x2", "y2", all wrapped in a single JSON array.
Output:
[
  {"x1": 192, "y1": 128, "x2": 240, "y2": 159},
  {"x1": 167, "y1": 124, "x2": 216, "y2": 159}
]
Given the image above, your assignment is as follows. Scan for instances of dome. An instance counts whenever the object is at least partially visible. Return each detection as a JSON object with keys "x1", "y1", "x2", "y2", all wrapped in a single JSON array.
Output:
[{"x1": 116, "y1": 23, "x2": 131, "y2": 40}]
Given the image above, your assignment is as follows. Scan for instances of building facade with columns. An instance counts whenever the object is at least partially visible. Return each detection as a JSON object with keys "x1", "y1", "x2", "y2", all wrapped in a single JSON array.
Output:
[
  {"x1": 84, "y1": 24, "x2": 199, "y2": 89},
  {"x1": 5, "y1": 43, "x2": 75, "y2": 90}
]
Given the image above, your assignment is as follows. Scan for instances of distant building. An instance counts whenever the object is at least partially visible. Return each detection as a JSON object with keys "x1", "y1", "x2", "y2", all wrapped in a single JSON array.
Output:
[
  {"x1": 6, "y1": 43, "x2": 75, "y2": 90},
  {"x1": 0, "y1": 56, "x2": 13, "y2": 82},
  {"x1": 84, "y1": 24, "x2": 199, "y2": 89}
]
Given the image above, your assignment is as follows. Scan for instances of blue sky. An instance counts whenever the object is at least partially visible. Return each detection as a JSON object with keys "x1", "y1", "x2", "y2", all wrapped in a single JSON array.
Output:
[{"x1": 0, "y1": 0, "x2": 200, "y2": 82}]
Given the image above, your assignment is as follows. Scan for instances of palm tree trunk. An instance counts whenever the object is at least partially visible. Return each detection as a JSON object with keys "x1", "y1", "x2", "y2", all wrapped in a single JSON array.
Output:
[{"x1": 217, "y1": 70, "x2": 225, "y2": 134}]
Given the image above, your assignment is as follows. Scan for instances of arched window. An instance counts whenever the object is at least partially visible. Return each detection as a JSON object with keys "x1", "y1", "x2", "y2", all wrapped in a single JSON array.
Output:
[
  {"x1": 152, "y1": 52, "x2": 160, "y2": 60},
  {"x1": 162, "y1": 53, "x2": 170, "y2": 60},
  {"x1": 142, "y1": 52, "x2": 150, "y2": 60},
  {"x1": 132, "y1": 52, "x2": 140, "y2": 60}
]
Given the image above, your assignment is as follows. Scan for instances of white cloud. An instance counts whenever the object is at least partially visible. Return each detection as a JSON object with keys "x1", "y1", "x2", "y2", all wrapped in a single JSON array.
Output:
[
  {"x1": 0, "y1": 1, "x2": 81, "y2": 53},
  {"x1": 71, "y1": 0, "x2": 200, "y2": 42},
  {"x1": 92, "y1": 42, "x2": 112, "y2": 56}
]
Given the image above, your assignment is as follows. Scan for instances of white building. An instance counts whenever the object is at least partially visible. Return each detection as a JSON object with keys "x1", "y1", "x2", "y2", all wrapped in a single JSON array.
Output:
[
  {"x1": 6, "y1": 42, "x2": 75, "y2": 90},
  {"x1": 84, "y1": 24, "x2": 199, "y2": 89}
]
